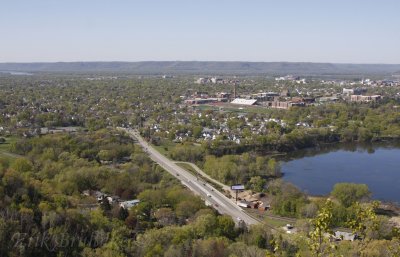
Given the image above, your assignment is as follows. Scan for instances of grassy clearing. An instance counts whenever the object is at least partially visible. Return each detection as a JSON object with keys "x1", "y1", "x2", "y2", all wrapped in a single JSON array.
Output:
[
  {"x1": 0, "y1": 152, "x2": 18, "y2": 159},
  {"x1": 0, "y1": 136, "x2": 17, "y2": 151},
  {"x1": 264, "y1": 216, "x2": 290, "y2": 228},
  {"x1": 245, "y1": 208, "x2": 295, "y2": 228},
  {"x1": 152, "y1": 139, "x2": 177, "y2": 156},
  {"x1": 0, "y1": 136, "x2": 20, "y2": 159}
]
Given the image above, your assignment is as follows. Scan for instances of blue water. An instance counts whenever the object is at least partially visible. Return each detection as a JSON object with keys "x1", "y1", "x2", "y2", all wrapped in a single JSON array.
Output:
[{"x1": 281, "y1": 145, "x2": 400, "y2": 203}]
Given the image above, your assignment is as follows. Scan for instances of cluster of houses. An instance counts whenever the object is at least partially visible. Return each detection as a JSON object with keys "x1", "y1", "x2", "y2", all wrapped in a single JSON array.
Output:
[
  {"x1": 275, "y1": 75, "x2": 307, "y2": 84},
  {"x1": 0, "y1": 83, "x2": 140, "y2": 136},
  {"x1": 167, "y1": 115, "x2": 289, "y2": 143},
  {"x1": 281, "y1": 224, "x2": 357, "y2": 241},
  {"x1": 321, "y1": 78, "x2": 400, "y2": 88},
  {"x1": 82, "y1": 190, "x2": 140, "y2": 210},
  {"x1": 172, "y1": 124, "x2": 244, "y2": 144},
  {"x1": 195, "y1": 77, "x2": 239, "y2": 85},
  {"x1": 149, "y1": 102, "x2": 323, "y2": 143},
  {"x1": 86, "y1": 76, "x2": 118, "y2": 81}
]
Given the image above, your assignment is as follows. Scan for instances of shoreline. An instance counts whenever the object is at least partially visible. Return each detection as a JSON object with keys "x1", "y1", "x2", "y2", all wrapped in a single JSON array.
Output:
[{"x1": 276, "y1": 142, "x2": 400, "y2": 209}]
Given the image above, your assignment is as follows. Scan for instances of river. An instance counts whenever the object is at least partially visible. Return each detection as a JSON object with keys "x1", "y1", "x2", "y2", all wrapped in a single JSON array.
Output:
[{"x1": 280, "y1": 142, "x2": 400, "y2": 203}]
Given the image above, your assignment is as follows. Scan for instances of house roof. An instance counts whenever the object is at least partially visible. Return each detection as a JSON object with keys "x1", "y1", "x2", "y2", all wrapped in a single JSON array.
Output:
[
  {"x1": 334, "y1": 231, "x2": 356, "y2": 241},
  {"x1": 120, "y1": 200, "x2": 140, "y2": 208}
]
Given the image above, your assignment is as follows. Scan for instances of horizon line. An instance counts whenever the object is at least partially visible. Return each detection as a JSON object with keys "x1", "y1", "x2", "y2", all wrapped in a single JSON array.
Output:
[{"x1": 1, "y1": 60, "x2": 400, "y2": 65}]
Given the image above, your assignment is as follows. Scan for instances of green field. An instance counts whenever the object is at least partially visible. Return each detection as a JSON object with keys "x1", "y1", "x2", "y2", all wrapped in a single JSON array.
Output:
[
  {"x1": 152, "y1": 139, "x2": 177, "y2": 156},
  {"x1": 0, "y1": 136, "x2": 16, "y2": 150},
  {"x1": 176, "y1": 162, "x2": 197, "y2": 174},
  {"x1": 245, "y1": 208, "x2": 295, "y2": 228},
  {"x1": 263, "y1": 216, "x2": 291, "y2": 228},
  {"x1": 0, "y1": 136, "x2": 20, "y2": 159}
]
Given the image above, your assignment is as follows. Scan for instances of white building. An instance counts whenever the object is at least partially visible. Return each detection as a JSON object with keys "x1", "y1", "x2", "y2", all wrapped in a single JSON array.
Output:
[
  {"x1": 231, "y1": 98, "x2": 257, "y2": 106},
  {"x1": 119, "y1": 200, "x2": 140, "y2": 209}
]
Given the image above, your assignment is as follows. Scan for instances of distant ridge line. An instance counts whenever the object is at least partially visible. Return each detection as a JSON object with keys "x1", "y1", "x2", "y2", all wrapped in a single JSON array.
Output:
[{"x1": 0, "y1": 61, "x2": 400, "y2": 75}]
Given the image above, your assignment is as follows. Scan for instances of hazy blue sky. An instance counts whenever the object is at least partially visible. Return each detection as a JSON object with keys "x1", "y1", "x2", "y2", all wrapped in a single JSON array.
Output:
[{"x1": 1, "y1": 0, "x2": 399, "y2": 63}]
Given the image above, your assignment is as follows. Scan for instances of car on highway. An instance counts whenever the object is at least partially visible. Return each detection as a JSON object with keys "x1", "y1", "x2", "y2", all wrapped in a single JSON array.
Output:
[{"x1": 207, "y1": 193, "x2": 212, "y2": 197}]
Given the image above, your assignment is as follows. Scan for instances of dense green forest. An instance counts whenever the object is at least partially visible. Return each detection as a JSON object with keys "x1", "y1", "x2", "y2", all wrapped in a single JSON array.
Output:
[
  {"x1": 2, "y1": 131, "x2": 400, "y2": 256},
  {"x1": 0, "y1": 130, "x2": 257, "y2": 256}
]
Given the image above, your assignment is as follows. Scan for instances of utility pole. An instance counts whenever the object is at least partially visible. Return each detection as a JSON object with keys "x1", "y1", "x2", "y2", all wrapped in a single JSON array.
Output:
[{"x1": 236, "y1": 189, "x2": 238, "y2": 203}]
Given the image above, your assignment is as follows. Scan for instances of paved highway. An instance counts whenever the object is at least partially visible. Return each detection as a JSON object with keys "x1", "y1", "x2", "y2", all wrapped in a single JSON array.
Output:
[
  {"x1": 120, "y1": 128, "x2": 260, "y2": 226},
  {"x1": 174, "y1": 161, "x2": 231, "y2": 192}
]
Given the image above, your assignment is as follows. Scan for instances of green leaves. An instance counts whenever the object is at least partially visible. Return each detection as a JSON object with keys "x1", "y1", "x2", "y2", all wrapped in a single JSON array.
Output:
[
  {"x1": 347, "y1": 201, "x2": 379, "y2": 239},
  {"x1": 331, "y1": 183, "x2": 371, "y2": 207},
  {"x1": 308, "y1": 199, "x2": 335, "y2": 257}
]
